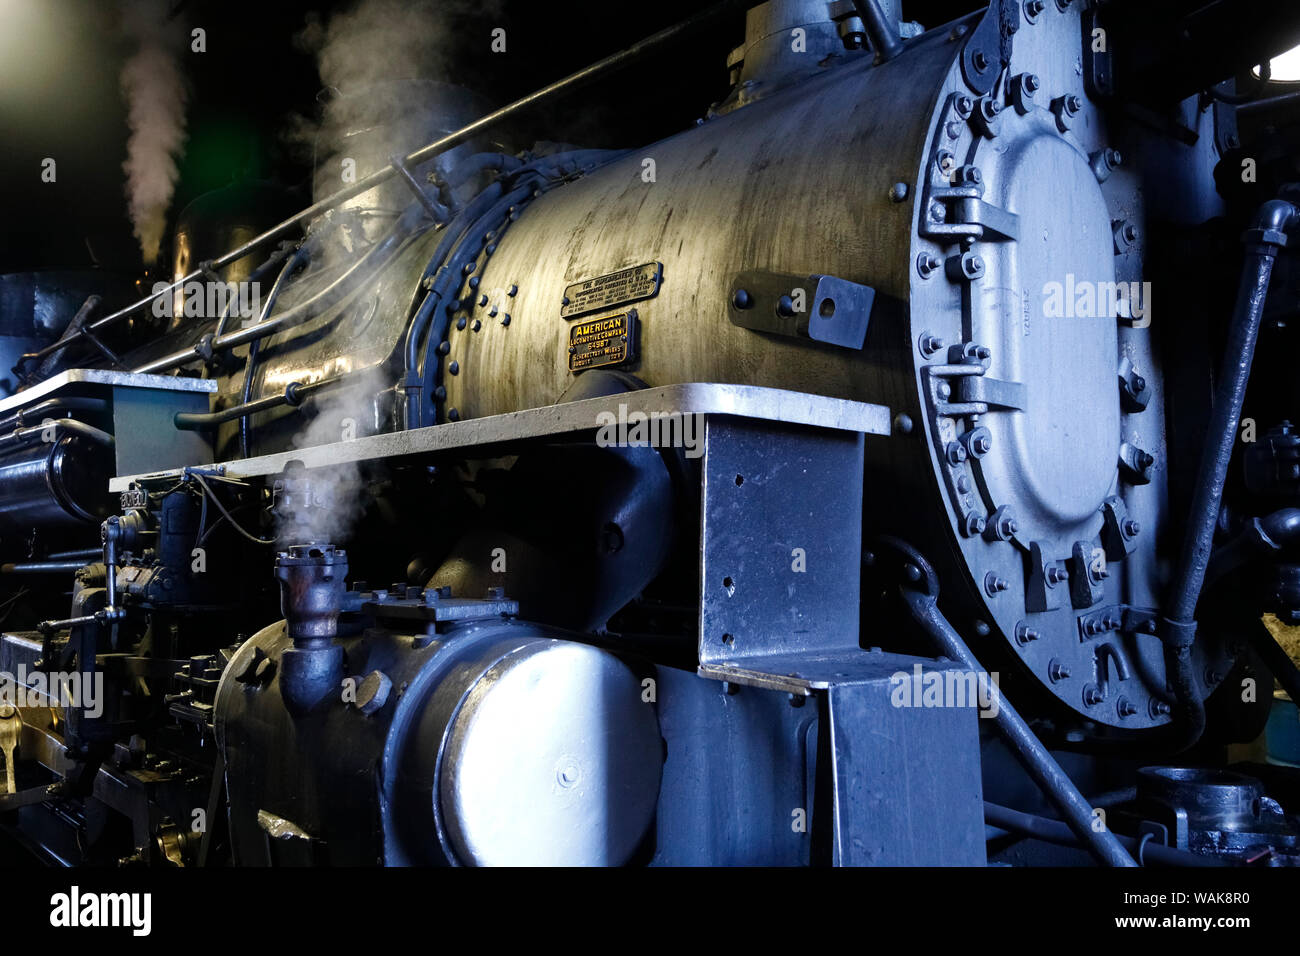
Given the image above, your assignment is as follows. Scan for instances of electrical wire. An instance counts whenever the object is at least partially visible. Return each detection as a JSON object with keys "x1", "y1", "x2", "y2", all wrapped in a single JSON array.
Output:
[{"x1": 188, "y1": 473, "x2": 275, "y2": 545}]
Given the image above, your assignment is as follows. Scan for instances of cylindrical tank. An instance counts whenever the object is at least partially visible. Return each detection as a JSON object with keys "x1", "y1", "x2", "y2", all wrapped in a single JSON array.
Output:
[
  {"x1": 0, "y1": 435, "x2": 114, "y2": 538},
  {"x1": 169, "y1": 181, "x2": 300, "y2": 329},
  {"x1": 421, "y1": 11, "x2": 1207, "y2": 731}
]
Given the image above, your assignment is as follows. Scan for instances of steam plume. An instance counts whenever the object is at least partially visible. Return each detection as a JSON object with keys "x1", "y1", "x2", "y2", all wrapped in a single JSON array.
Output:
[{"x1": 119, "y1": 0, "x2": 189, "y2": 265}]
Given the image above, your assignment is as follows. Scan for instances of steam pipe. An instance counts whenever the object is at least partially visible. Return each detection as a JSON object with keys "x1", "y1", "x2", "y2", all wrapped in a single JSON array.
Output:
[
  {"x1": 901, "y1": 587, "x2": 1137, "y2": 867},
  {"x1": 1249, "y1": 620, "x2": 1300, "y2": 714},
  {"x1": 876, "y1": 537, "x2": 1138, "y2": 867},
  {"x1": 0, "y1": 397, "x2": 109, "y2": 434},
  {"x1": 1204, "y1": 508, "x2": 1300, "y2": 586},
  {"x1": 852, "y1": 0, "x2": 902, "y2": 62},
  {"x1": 1, "y1": 561, "x2": 87, "y2": 575},
  {"x1": 36, "y1": 295, "x2": 100, "y2": 380},
  {"x1": 131, "y1": 203, "x2": 426, "y2": 376},
  {"x1": 0, "y1": 418, "x2": 115, "y2": 453},
  {"x1": 983, "y1": 803, "x2": 1225, "y2": 867},
  {"x1": 16, "y1": 0, "x2": 741, "y2": 370},
  {"x1": 173, "y1": 377, "x2": 343, "y2": 430},
  {"x1": 440, "y1": 152, "x2": 525, "y2": 192},
  {"x1": 1161, "y1": 198, "x2": 1300, "y2": 751},
  {"x1": 238, "y1": 243, "x2": 315, "y2": 458}
]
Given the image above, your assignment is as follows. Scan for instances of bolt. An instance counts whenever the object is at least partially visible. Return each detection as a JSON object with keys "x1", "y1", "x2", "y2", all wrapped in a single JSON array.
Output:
[
  {"x1": 456, "y1": 316, "x2": 467, "y2": 330},
  {"x1": 1015, "y1": 623, "x2": 1040, "y2": 645},
  {"x1": 890, "y1": 182, "x2": 910, "y2": 202},
  {"x1": 1123, "y1": 519, "x2": 1141, "y2": 537},
  {"x1": 1117, "y1": 697, "x2": 1138, "y2": 719},
  {"x1": 448, "y1": 361, "x2": 459, "y2": 375},
  {"x1": 508, "y1": 284, "x2": 518, "y2": 297},
  {"x1": 919, "y1": 331, "x2": 945, "y2": 354},
  {"x1": 501, "y1": 313, "x2": 511, "y2": 326},
  {"x1": 985, "y1": 572, "x2": 1011, "y2": 596},
  {"x1": 437, "y1": 341, "x2": 450, "y2": 355},
  {"x1": 955, "y1": 95, "x2": 974, "y2": 118},
  {"x1": 966, "y1": 514, "x2": 987, "y2": 536},
  {"x1": 946, "y1": 252, "x2": 985, "y2": 282},
  {"x1": 972, "y1": 433, "x2": 992, "y2": 455},
  {"x1": 447, "y1": 408, "x2": 460, "y2": 422},
  {"x1": 1049, "y1": 659, "x2": 1071, "y2": 683},
  {"x1": 733, "y1": 288, "x2": 753, "y2": 309},
  {"x1": 1046, "y1": 565, "x2": 1069, "y2": 586},
  {"x1": 1149, "y1": 699, "x2": 1172, "y2": 718},
  {"x1": 468, "y1": 276, "x2": 480, "y2": 289},
  {"x1": 472, "y1": 320, "x2": 482, "y2": 332},
  {"x1": 1083, "y1": 685, "x2": 1104, "y2": 707},
  {"x1": 956, "y1": 474, "x2": 972, "y2": 494},
  {"x1": 917, "y1": 254, "x2": 942, "y2": 280},
  {"x1": 1026, "y1": 0, "x2": 1046, "y2": 18},
  {"x1": 478, "y1": 294, "x2": 488, "y2": 307},
  {"x1": 1066, "y1": 95, "x2": 1082, "y2": 114},
  {"x1": 946, "y1": 442, "x2": 968, "y2": 465},
  {"x1": 1131, "y1": 375, "x2": 1146, "y2": 393}
]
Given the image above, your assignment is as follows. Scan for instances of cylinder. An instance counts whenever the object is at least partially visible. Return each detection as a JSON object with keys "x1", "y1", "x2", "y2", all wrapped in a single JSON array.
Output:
[{"x1": 0, "y1": 435, "x2": 114, "y2": 537}]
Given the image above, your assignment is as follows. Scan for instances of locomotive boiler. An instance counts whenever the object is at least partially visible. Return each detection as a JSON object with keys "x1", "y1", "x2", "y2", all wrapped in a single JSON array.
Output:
[{"x1": 3, "y1": 0, "x2": 1300, "y2": 868}]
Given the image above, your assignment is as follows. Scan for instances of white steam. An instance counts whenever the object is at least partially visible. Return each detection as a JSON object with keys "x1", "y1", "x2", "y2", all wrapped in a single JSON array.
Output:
[
  {"x1": 276, "y1": 367, "x2": 388, "y2": 546},
  {"x1": 119, "y1": 0, "x2": 189, "y2": 265}
]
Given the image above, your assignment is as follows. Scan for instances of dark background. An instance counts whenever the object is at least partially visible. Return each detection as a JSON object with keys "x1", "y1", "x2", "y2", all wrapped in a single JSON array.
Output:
[{"x1": 0, "y1": 0, "x2": 974, "y2": 277}]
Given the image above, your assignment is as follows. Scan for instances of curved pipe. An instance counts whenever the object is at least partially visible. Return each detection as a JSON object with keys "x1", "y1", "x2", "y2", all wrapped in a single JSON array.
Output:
[
  {"x1": 173, "y1": 376, "x2": 343, "y2": 430},
  {"x1": 984, "y1": 803, "x2": 1226, "y2": 867},
  {"x1": 1205, "y1": 507, "x2": 1300, "y2": 586},
  {"x1": 132, "y1": 203, "x2": 427, "y2": 376},
  {"x1": 1161, "y1": 198, "x2": 1300, "y2": 752},
  {"x1": 238, "y1": 243, "x2": 315, "y2": 458},
  {"x1": 852, "y1": 0, "x2": 903, "y2": 63},
  {"x1": 0, "y1": 418, "x2": 114, "y2": 453},
  {"x1": 896, "y1": 578, "x2": 1137, "y2": 867},
  {"x1": 440, "y1": 151, "x2": 525, "y2": 192},
  {"x1": 0, "y1": 397, "x2": 109, "y2": 434}
]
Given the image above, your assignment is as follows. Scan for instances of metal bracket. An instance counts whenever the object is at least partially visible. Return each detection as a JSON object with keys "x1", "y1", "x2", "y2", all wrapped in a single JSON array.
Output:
[
  {"x1": 728, "y1": 272, "x2": 875, "y2": 350},
  {"x1": 960, "y1": 1, "x2": 1018, "y2": 96}
]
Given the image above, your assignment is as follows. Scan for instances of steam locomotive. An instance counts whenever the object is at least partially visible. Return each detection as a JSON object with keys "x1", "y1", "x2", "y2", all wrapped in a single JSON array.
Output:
[{"x1": 3, "y1": 0, "x2": 1300, "y2": 867}]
